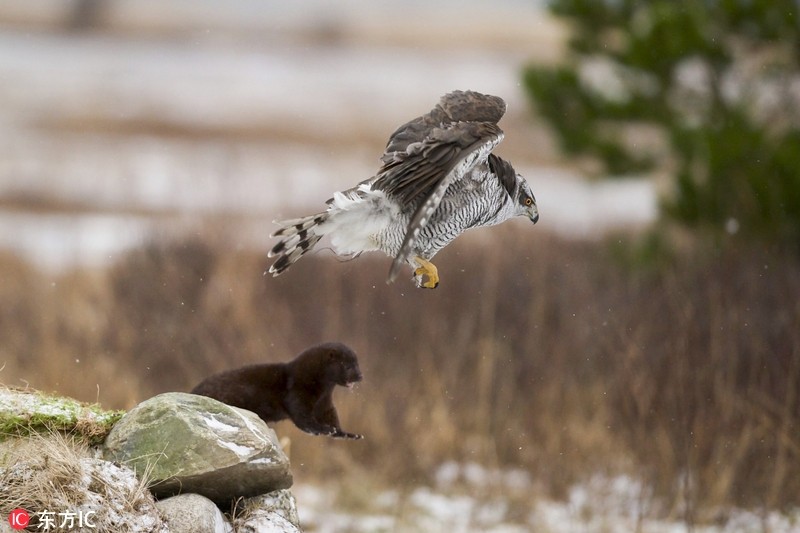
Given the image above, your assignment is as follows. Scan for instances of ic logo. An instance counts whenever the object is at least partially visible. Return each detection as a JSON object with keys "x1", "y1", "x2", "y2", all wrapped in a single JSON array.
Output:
[{"x1": 8, "y1": 509, "x2": 30, "y2": 530}]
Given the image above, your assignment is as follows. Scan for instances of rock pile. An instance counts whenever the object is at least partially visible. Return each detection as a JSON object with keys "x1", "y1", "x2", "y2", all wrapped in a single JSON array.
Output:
[{"x1": 0, "y1": 390, "x2": 301, "y2": 532}]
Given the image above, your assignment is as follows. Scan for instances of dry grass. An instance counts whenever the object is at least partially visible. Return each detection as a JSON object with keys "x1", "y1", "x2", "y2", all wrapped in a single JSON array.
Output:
[
  {"x1": 1, "y1": 229, "x2": 798, "y2": 522},
  {"x1": 0, "y1": 431, "x2": 164, "y2": 532}
]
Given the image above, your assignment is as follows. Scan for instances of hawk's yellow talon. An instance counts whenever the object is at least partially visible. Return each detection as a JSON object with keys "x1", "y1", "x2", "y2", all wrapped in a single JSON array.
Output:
[{"x1": 414, "y1": 257, "x2": 439, "y2": 289}]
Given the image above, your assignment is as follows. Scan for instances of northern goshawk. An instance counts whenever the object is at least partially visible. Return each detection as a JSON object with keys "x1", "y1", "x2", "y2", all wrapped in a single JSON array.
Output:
[{"x1": 268, "y1": 90, "x2": 539, "y2": 288}]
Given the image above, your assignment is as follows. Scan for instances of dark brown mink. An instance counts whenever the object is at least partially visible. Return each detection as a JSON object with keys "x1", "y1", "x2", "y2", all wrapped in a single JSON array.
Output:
[{"x1": 191, "y1": 342, "x2": 363, "y2": 439}]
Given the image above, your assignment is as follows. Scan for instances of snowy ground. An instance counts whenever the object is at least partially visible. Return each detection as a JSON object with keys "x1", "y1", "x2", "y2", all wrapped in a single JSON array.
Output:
[{"x1": 293, "y1": 463, "x2": 800, "y2": 533}]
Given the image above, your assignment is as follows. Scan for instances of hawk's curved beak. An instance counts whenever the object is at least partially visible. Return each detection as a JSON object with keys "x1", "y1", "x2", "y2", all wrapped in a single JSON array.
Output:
[{"x1": 528, "y1": 206, "x2": 539, "y2": 224}]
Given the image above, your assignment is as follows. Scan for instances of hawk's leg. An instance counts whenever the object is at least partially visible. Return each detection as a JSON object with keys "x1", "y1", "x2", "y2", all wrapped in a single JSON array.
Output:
[{"x1": 413, "y1": 256, "x2": 439, "y2": 289}]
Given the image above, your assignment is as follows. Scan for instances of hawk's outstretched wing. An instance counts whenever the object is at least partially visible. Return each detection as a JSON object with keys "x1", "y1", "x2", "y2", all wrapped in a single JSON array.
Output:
[
  {"x1": 371, "y1": 91, "x2": 507, "y2": 282},
  {"x1": 380, "y1": 90, "x2": 507, "y2": 162},
  {"x1": 266, "y1": 90, "x2": 537, "y2": 288}
]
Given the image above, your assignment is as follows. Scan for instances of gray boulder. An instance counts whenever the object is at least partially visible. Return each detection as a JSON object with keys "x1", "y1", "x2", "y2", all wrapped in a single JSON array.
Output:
[
  {"x1": 156, "y1": 493, "x2": 232, "y2": 533},
  {"x1": 103, "y1": 392, "x2": 292, "y2": 503}
]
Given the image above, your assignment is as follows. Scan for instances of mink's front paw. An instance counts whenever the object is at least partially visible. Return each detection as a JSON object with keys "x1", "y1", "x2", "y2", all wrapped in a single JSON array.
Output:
[{"x1": 332, "y1": 430, "x2": 364, "y2": 440}]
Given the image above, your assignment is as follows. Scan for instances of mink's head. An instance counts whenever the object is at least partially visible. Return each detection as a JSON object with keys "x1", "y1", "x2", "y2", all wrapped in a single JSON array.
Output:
[{"x1": 295, "y1": 342, "x2": 363, "y2": 388}]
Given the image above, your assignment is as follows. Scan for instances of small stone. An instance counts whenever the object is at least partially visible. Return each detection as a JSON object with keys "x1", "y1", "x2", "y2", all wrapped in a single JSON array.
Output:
[
  {"x1": 156, "y1": 493, "x2": 233, "y2": 533},
  {"x1": 234, "y1": 489, "x2": 301, "y2": 531},
  {"x1": 235, "y1": 512, "x2": 299, "y2": 533},
  {"x1": 233, "y1": 490, "x2": 302, "y2": 533}
]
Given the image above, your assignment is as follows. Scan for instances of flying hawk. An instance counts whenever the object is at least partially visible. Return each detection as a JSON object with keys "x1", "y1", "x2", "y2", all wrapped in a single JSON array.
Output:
[{"x1": 268, "y1": 90, "x2": 539, "y2": 288}]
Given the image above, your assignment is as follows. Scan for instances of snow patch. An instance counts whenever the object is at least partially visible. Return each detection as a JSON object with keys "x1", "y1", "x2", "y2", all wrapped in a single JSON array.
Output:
[
  {"x1": 249, "y1": 456, "x2": 276, "y2": 465},
  {"x1": 293, "y1": 470, "x2": 800, "y2": 533},
  {"x1": 216, "y1": 440, "x2": 255, "y2": 458},
  {"x1": 227, "y1": 408, "x2": 270, "y2": 445},
  {"x1": 434, "y1": 460, "x2": 532, "y2": 492},
  {"x1": 202, "y1": 414, "x2": 238, "y2": 433}
]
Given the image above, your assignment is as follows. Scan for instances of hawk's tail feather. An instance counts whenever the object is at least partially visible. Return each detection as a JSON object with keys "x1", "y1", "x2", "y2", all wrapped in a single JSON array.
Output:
[{"x1": 268, "y1": 213, "x2": 327, "y2": 276}]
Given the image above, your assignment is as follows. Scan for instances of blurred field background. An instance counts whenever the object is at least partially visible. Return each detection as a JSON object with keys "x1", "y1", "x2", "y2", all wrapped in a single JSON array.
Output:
[{"x1": 1, "y1": 1, "x2": 799, "y2": 531}]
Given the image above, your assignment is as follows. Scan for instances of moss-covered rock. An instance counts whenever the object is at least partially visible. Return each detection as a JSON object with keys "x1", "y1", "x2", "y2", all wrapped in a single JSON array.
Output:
[
  {"x1": 0, "y1": 386, "x2": 124, "y2": 444},
  {"x1": 103, "y1": 392, "x2": 292, "y2": 503}
]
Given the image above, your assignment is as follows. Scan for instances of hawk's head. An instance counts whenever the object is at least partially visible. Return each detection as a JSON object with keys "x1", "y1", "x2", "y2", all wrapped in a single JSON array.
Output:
[
  {"x1": 489, "y1": 155, "x2": 539, "y2": 224},
  {"x1": 516, "y1": 178, "x2": 539, "y2": 224}
]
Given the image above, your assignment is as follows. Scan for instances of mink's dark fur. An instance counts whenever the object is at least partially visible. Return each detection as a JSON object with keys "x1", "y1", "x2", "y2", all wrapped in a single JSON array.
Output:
[{"x1": 191, "y1": 342, "x2": 363, "y2": 439}]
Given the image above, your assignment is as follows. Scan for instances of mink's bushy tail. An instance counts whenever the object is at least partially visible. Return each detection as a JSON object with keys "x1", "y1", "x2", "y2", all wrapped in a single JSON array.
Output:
[{"x1": 267, "y1": 212, "x2": 327, "y2": 276}]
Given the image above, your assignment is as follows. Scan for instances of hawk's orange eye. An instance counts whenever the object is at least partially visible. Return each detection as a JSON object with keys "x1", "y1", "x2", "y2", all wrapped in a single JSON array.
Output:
[{"x1": 524, "y1": 197, "x2": 533, "y2": 206}]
